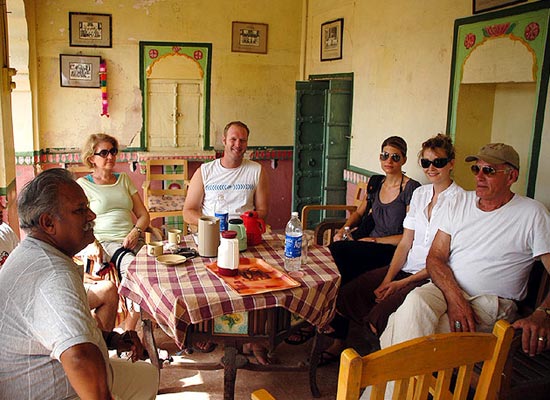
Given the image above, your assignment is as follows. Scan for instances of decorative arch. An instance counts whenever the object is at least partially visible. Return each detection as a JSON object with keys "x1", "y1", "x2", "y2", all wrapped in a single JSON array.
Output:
[
  {"x1": 447, "y1": 1, "x2": 550, "y2": 197},
  {"x1": 463, "y1": 35, "x2": 536, "y2": 83},
  {"x1": 147, "y1": 52, "x2": 204, "y2": 80}
]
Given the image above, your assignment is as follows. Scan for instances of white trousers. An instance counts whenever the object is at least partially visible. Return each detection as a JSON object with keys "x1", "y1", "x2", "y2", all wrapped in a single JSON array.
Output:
[
  {"x1": 380, "y1": 282, "x2": 518, "y2": 348},
  {"x1": 360, "y1": 282, "x2": 517, "y2": 400},
  {"x1": 110, "y1": 358, "x2": 159, "y2": 400}
]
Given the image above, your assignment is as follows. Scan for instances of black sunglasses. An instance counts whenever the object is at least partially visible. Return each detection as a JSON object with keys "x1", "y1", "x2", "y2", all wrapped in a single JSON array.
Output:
[
  {"x1": 470, "y1": 164, "x2": 510, "y2": 176},
  {"x1": 380, "y1": 152, "x2": 402, "y2": 162},
  {"x1": 420, "y1": 158, "x2": 450, "y2": 169},
  {"x1": 94, "y1": 148, "x2": 118, "y2": 158}
]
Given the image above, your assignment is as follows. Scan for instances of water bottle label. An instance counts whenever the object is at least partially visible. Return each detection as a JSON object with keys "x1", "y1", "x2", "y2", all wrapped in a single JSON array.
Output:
[
  {"x1": 215, "y1": 213, "x2": 228, "y2": 231},
  {"x1": 285, "y1": 234, "x2": 302, "y2": 258}
]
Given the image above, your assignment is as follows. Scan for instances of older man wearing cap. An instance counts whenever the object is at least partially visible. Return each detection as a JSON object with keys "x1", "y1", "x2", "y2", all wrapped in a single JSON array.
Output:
[{"x1": 378, "y1": 143, "x2": 550, "y2": 357}]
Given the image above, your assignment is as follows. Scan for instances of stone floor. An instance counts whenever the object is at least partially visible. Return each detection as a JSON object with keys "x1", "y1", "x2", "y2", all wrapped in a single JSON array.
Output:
[{"x1": 150, "y1": 321, "x2": 374, "y2": 400}]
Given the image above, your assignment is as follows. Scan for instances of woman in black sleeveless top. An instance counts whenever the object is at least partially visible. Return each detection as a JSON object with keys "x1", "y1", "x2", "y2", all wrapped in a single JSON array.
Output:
[{"x1": 330, "y1": 136, "x2": 421, "y2": 286}]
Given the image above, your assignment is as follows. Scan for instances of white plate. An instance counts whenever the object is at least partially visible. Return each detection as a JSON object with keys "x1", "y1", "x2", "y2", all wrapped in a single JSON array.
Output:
[{"x1": 156, "y1": 254, "x2": 187, "y2": 266}]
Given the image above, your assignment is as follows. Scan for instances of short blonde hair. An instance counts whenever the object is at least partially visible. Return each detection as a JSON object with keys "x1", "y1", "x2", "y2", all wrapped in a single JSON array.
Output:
[
  {"x1": 223, "y1": 121, "x2": 249, "y2": 137},
  {"x1": 81, "y1": 133, "x2": 119, "y2": 168}
]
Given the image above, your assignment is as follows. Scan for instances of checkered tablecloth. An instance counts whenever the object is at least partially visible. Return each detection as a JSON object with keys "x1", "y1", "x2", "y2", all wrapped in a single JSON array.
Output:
[{"x1": 120, "y1": 233, "x2": 341, "y2": 348}]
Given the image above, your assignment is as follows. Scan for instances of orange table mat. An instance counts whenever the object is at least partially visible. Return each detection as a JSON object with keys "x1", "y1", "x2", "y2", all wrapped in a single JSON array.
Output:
[{"x1": 206, "y1": 257, "x2": 300, "y2": 295}]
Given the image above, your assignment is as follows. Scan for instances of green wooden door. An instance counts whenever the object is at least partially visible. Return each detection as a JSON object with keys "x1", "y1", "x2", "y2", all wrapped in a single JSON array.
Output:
[
  {"x1": 293, "y1": 80, "x2": 327, "y2": 224},
  {"x1": 324, "y1": 80, "x2": 352, "y2": 206},
  {"x1": 293, "y1": 79, "x2": 352, "y2": 229}
]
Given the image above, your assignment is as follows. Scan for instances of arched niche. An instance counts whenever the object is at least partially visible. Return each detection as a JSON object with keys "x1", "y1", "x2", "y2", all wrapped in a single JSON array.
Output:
[
  {"x1": 447, "y1": 1, "x2": 550, "y2": 197},
  {"x1": 139, "y1": 42, "x2": 212, "y2": 151}
]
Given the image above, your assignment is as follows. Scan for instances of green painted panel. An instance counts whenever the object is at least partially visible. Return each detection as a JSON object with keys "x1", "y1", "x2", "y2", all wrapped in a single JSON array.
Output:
[
  {"x1": 293, "y1": 78, "x2": 353, "y2": 229},
  {"x1": 293, "y1": 81, "x2": 328, "y2": 225}
]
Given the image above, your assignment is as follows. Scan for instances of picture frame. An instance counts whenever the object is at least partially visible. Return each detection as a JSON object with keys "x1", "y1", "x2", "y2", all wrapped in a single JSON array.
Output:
[
  {"x1": 69, "y1": 12, "x2": 112, "y2": 48},
  {"x1": 231, "y1": 21, "x2": 268, "y2": 54},
  {"x1": 320, "y1": 18, "x2": 343, "y2": 61},
  {"x1": 59, "y1": 54, "x2": 101, "y2": 88},
  {"x1": 473, "y1": 0, "x2": 526, "y2": 14}
]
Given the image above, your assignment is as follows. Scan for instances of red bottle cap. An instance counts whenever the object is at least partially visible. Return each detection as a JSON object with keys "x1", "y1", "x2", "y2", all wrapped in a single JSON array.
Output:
[{"x1": 221, "y1": 230, "x2": 237, "y2": 239}]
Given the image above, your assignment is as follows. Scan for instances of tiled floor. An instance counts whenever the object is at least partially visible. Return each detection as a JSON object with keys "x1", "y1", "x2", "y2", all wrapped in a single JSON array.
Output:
[{"x1": 151, "y1": 321, "x2": 373, "y2": 400}]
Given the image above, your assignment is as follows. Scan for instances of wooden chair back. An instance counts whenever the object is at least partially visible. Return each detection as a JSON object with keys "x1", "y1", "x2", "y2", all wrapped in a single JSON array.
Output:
[
  {"x1": 301, "y1": 180, "x2": 368, "y2": 245},
  {"x1": 66, "y1": 164, "x2": 93, "y2": 178},
  {"x1": 337, "y1": 319, "x2": 514, "y2": 400},
  {"x1": 142, "y1": 158, "x2": 189, "y2": 232}
]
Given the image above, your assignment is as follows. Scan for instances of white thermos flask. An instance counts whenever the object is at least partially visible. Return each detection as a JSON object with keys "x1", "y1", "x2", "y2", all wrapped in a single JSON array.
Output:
[{"x1": 217, "y1": 230, "x2": 240, "y2": 277}]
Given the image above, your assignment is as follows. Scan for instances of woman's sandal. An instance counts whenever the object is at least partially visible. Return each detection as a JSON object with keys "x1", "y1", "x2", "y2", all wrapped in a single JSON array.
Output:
[
  {"x1": 318, "y1": 350, "x2": 339, "y2": 367},
  {"x1": 243, "y1": 343, "x2": 271, "y2": 365},
  {"x1": 284, "y1": 327, "x2": 315, "y2": 345},
  {"x1": 192, "y1": 340, "x2": 217, "y2": 353}
]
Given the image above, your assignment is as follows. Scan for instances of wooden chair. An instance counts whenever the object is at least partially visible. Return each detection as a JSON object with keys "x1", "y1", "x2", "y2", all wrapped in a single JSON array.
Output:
[
  {"x1": 66, "y1": 163, "x2": 93, "y2": 177},
  {"x1": 497, "y1": 261, "x2": 550, "y2": 400},
  {"x1": 142, "y1": 158, "x2": 189, "y2": 233},
  {"x1": 301, "y1": 180, "x2": 367, "y2": 246},
  {"x1": 251, "y1": 320, "x2": 514, "y2": 400}
]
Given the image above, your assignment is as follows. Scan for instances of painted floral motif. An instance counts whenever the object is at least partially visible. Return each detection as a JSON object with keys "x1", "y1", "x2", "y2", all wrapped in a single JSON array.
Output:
[
  {"x1": 482, "y1": 22, "x2": 514, "y2": 37},
  {"x1": 148, "y1": 49, "x2": 158, "y2": 59},
  {"x1": 172, "y1": 46, "x2": 181, "y2": 53},
  {"x1": 464, "y1": 33, "x2": 476, "y2": 49},
  {"x1": 220, "y1": 313, "x2": 242, "y2": 329},
  {"x1": 194, "y1": 50, "x2": 203, "y2": 60},
  {"x1": 524, "y1": 22, "x2": 540, "y2": 41}
]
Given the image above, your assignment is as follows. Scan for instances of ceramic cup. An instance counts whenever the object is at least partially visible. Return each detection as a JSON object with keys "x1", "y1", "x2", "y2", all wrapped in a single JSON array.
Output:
[
  {"x1": 167, "y1": 228, "x2": 182, "y2": 245},
  {"x1": 198, "y1": 216, "x2": 220, "y2": 257},
  {"x1": 147, "y1": 241, "x2": 164, "y2": 257}
]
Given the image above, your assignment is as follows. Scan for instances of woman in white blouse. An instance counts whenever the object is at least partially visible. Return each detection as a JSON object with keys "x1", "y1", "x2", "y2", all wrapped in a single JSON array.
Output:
[{"x1": 322, "y1": 134, "x2": 464, "y2": 364}]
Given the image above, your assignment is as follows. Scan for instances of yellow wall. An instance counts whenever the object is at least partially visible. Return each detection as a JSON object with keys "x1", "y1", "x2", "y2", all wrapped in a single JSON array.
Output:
[
  {"x1": 454, "y1": 83, "x2": 495, "y2": 191},
  {"x1": 8, "y1": 0, "x2": 550, "y2": 208},
  {"x1": 24, "y1": 0, "x2": 303, "y2": 150},
  {"x1": 536, "y1": 87, "x2": 550, "y2": 206},
  {"x1": 305, "y1": 0, "x2": 473, "y2": 183},
  {"x1": 304, "y1": 0, "x2": 548, "y2": 198}
]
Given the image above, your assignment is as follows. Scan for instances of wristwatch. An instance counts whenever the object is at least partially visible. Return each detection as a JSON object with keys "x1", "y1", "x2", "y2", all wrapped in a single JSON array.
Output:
[
  {"x1": 134, "y1": 225, "x2": 143, "y2": 235},
  {"x1": 536, "y1": 306, "x2": 550, "y2": 316}
]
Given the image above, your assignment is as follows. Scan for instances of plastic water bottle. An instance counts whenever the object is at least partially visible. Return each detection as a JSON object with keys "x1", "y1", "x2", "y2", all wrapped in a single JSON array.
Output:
[
  {"x1": 342, "y1": 226, "x2": 351, "y2": 241},
  {"x1": 214, "y1": 194, "x2": 229, "y2": 231},
  {"x1": 284, "y1": 212, "x2": 303, "y2": 272}
]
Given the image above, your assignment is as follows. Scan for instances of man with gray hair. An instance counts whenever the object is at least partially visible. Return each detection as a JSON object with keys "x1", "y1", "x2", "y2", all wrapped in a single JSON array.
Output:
[
  {"x1": 381, "y1": 143, "x2": 550, "y2": 354},
  {"x1": 0, "y1": 169, "x2": 158, "y2": 399}
]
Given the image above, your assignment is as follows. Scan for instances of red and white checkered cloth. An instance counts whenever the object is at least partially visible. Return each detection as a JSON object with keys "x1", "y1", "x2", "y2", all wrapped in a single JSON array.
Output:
[{"x1": 120, "y1": 233, "x2": 341, "y2": 348}]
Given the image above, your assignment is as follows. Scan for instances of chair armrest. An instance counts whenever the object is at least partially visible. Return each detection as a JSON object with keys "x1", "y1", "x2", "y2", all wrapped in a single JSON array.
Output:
[
  {"x1": 251, "y1": 389, "x2": 276, "y2": 400},
  {"x1": 301, "y1": 204, "x2": 357, "y2": 230}
]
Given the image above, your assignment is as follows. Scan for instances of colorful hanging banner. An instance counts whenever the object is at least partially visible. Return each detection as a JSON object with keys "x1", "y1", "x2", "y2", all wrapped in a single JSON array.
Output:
[{"x1": 100, "y1": 60, "x2": 109, "y2": 117}]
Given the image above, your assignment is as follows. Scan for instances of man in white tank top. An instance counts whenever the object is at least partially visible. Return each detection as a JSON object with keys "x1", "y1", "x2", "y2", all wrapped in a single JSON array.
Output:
[
  {"x1": 183, "y1": 121, "x2": 270, "y2": 225},
  {"x1": 182, "y1": 121, "x2": 271, "y2": 362}
]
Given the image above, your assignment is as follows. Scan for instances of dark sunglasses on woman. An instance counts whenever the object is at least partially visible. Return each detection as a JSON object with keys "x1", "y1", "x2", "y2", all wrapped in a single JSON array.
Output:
[
  {"x1": 379, "y1": 152, "x2": 402, "y2": 162},
  {"x1": 420, "y1": 158, "x2": 449, "y2": 169},
  {"x1": 94, "y1": 148, "x2": 118, "y2": 158},
  {"x1": 470, "y1": 164, "x2": 510, "y2": 176}
]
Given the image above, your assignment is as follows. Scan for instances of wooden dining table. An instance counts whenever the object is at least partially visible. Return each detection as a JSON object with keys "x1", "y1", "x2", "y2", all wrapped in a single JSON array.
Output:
[{"x1": 120, "y1": 232, "x2": 341, "y2": 399}]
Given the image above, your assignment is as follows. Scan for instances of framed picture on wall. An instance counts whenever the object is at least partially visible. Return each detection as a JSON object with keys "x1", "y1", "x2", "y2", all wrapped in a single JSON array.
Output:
[
  {"x1": 473, "y1": 0, "x2": 527, "y2": 14},
  {"x1": 69, "y1": 12, "x2": 112, "y2": 47},
  {"x1": 320, "y1": 18, "x2": 343, "y2": 61},
  {"x1": 231, "y1": 21, "x2": 268, "y2": 54},
  {"x1": 59, "y1": 54, "x2": 101, "y2": 88}
]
